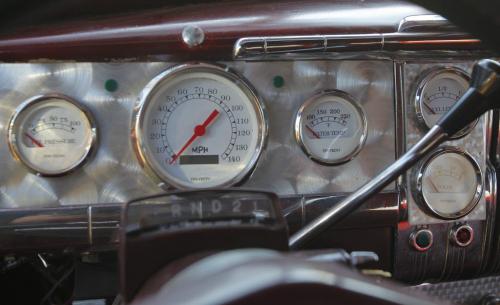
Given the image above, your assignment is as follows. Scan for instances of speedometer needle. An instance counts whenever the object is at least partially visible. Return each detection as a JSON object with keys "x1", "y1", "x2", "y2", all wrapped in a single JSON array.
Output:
[
  {"x1": 169, "y1": 109, "x2": 220, "y2": 164},
  {"x1": 24, "y1": 133, "x2": 44, "y2": 147}
]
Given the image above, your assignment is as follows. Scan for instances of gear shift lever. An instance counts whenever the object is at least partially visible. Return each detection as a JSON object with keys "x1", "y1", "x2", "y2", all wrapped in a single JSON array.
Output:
[{"x1": 290, "y1": 59, "x2": 500, "y2": 249}]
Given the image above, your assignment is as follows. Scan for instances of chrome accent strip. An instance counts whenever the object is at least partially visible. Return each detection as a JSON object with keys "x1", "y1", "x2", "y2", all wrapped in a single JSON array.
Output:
[
  {"x1": 233, "y1": 33, "x2": 481, "y2": 59},
  {"x1": 289, "y1": 125, "x2": 448, "y2": 249},
  {"x1": 88, "y1": 205, "x2": 93, "y2": 245},
  {"x1": 398, "y1": 15, "x2": 456, "y2": 33},
  {"x1": 0, "y1": 204, "x2": 121, "y2": 252}
]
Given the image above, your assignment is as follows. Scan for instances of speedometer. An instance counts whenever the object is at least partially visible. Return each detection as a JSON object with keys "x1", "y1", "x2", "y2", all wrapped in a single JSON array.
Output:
[{"x1": 132, "y1": 63, "x2": 267, "y2": 189}]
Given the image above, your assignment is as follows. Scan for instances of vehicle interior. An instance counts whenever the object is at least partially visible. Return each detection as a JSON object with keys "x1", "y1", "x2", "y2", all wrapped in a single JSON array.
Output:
[{"x1": 1, "y1": 0, "x2": 500, "y2": 304}]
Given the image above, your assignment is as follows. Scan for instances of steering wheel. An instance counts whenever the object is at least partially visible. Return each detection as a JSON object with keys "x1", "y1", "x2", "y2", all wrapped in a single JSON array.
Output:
[{"x1": 122, "y1": 1, "x2": 500, "y2": 304}]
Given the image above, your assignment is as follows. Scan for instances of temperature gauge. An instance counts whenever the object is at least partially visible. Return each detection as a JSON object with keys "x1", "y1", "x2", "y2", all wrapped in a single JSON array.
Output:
[
  {"x1": 8, "y1": 95, "x2": 97, "y2": 176},
  {"x1": 415, "y1": 67, "x2": 476, "y2": 138},
  {"x1": 414, "y1": 147, "x2": 483, "y2": 219},
  {"x1": 294, "y1": 90, "x2": 367, "y2": 165}
]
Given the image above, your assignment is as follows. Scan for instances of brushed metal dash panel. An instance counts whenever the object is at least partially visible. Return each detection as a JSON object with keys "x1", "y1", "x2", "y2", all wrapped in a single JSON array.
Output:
[
  {"x1": 0, "y1": 61, "x2": 395, "y2": 208},
  {"x1": 403, "y1": 61, "x2": 487, "y2": 225}
]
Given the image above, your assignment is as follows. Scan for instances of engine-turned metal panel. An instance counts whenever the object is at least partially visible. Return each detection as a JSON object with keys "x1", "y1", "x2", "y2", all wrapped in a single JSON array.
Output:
[
  {"x1": 403, "y1": 61, "x2": 488, "y2": 225},
  {"x1": 0, "y1": 60, "x2": 395, "y2": 208}
]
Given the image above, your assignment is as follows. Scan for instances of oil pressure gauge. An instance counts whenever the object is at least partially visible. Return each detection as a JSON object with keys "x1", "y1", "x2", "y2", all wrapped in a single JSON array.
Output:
[
  {"x1": 295, "y1": 90, "x2": 367, "y2": 165},
  {"x1": 8, "y1": 95, "x2": 96, "y2": 176},
  {"x1": 415, "y1": 67, "x2": 477, "y2": 138},
  {"x1": 414, "y1": 147, "x2": 483, "y2": 220}
]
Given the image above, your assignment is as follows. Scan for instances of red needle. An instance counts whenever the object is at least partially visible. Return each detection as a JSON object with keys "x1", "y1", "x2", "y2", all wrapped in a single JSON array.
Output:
[
  {"x1": 24, "y1": 133, "x2": 44, "y2": 147},
  {"x1": 169, "y1": 109, "x2": 220, "y2": 164},
  {"x1": 305, "y1": 125, "x2": 321, "y2": 139}
]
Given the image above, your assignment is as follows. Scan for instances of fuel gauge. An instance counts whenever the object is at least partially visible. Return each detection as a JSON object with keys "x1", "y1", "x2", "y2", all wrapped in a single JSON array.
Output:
[
  {"x1": 415, "y1": 67, "x2": 476, "y2": 138},
  {"x1": 8, "y1": 95, "x2": 97, "y2": 176},
  {"x1": 294, "y1": 90, "x2": 367, "y2": 165},
  {"x1": 414, "y1": 147, "x2": 483, "y2": 219}
]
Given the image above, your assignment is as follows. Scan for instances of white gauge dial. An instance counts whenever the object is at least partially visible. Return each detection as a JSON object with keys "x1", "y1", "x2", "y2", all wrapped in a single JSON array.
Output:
[
  {"x1": 415, "y1": 67, "x2": 476, "y2": 138},
  {"x1": 8, "y1": 95, "x2": 96, "y2": 176},
  {"x1": 416, "y1": 148, "x2": 483, "y2": 219},
  {"x1": 295, "y1": 90, "x2": 367, "y2": 165},
  {"x1": 133, "y1": 63, "x2": 266, "y2": 189}
]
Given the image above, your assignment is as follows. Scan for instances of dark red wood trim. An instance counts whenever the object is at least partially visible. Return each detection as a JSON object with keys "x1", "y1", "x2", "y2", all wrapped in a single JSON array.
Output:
[{"x1": 0, "y1": 0, "x2": 432, "y2": 61}]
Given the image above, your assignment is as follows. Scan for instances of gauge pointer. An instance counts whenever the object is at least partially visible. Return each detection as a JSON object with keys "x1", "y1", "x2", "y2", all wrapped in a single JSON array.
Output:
[
  {"x1": 423, "y1": 102, "x2": 436, "y2": 114},
  {"x1": 305, "y1": 125, "x2": 321, "y2": 139},
  {"x1": 169, "y1": 109, "x2": 220, "y2": 164},
  {"x1": 428, "y1": 177, "x2": 440, "y2": 193},
  {"x1": 24, "y1": 133, "x2": 44, "y2": 147}
]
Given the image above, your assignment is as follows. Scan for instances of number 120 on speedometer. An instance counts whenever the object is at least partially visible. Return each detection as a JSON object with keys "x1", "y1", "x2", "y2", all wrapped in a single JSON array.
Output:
[{"x1": 132, "y1": 63, "x2": 267, "y2": 189}]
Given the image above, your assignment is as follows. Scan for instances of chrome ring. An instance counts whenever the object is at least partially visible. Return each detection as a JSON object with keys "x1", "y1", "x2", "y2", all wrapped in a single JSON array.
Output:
[
  {"x1": 414, "y1": 66, "x2": 477, "y2": 139},
  {"x1": 413, "y1": 146, "x2": 483, "y2": 220},
  {"x1": 131, "y1": 62, "x2": 268, "y2": 190},
  {"x1": 7, "y1": 94, "x2": 98, "y2": 177},
  {"x1": 294, "y1": 89, "x2": 367, "y2": 165}
]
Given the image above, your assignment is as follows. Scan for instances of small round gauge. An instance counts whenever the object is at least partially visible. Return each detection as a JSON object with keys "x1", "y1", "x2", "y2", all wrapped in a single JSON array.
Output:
[
  {"x1": 8, "y1": 95, "x2": 96, "y2": 176},
  {"x1": 415, "y1": 67, "x2": 476, "y2": 138},
  {"x1": 133, "y1": 63, "x2": 267, "y2": 189},
  {"x1": 414, "y1": 147, "x2": 483, "y2": 219},
  {"x1": 294, "y1": 90, "x2": 367, "y2": 165}
]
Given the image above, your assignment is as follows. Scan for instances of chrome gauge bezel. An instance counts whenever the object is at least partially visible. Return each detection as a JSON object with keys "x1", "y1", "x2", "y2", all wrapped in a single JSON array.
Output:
[
  {"x1": 294, "y1": 90, "x2": 368, "y2": 165},
  {"x1": 413, "y1": 146, "x2": 483, "y2": 220},
  {"x1": 132, "y1": 62, "x2": 268, "y2": 190},
  {"x1": 414, "y1": 67, "x2": 477, "y2": 139},
  {"x1": 7, "y1": 94, "x2": 98, "y2": 176}
]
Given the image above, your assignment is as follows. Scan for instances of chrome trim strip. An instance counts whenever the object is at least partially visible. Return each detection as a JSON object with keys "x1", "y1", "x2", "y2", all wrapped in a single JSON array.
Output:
[
  {"x1": 233, "y1": 33, "x2": 481, "y2": 59},
  {"x1": 88, "y1": 205, "x2": 93, "y2": 245},
  {"x1": 397, "y1": 15, "x2": 456, "y2": 33}
]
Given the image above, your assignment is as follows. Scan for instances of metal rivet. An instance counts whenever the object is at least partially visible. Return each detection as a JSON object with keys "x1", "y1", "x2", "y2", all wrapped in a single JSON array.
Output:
[{"x1": 182, "y1": 25, "x2": 205, "y2": 48}]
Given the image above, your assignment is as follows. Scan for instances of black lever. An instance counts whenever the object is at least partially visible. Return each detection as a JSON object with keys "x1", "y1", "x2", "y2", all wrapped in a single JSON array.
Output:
[
  {"x1": 290, "y1": 59, "x2": 500, "y2": 249},
  {"x1": 439, "y1": 59, "x2": 500, "y2": 136}
]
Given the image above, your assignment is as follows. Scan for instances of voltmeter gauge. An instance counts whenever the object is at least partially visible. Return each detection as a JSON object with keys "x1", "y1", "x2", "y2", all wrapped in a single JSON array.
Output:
[
  {"x1": 294, "y1": 90, "x2": 367, "y2": 165},
  {"x1": 414, "y1": 147, "x2": 483, "y2": 219},
  {"x1": 415, "y1": 67, "x2": 476, "y2": 138},
  {"x1": 8, "y1": 95, "x2": 97, "y2": 176},
  {"x1": 132, "y1": 63, "x2": 267, "y2": 189}
]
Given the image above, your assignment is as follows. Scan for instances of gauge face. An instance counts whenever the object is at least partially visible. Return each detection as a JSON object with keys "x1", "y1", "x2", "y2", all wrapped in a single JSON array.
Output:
[
  {"x1": 133, "y1": 63, "x2": 267, "y2": 189},
  {"x1": 294, "y1": 91, "x2": 367, "y2": 165},
  {"x1": 415, "y1": 148, "x2": 482, "y2": 219},
  {"x1": 415, "y1": 67, "x2": 476, "y2": 138},
  {"x1": 8, "y1": 95, "x2": 96, "y2": 176}
]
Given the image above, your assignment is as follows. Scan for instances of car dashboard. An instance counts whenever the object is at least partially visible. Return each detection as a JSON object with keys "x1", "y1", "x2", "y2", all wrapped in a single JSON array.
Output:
[{"x1": 0, "y1": 1, "x2": 499, "y2": 304}]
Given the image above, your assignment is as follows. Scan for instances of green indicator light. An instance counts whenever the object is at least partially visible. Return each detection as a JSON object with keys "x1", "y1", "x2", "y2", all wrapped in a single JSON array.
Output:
[
  {"x1": 273, "y1": 75, "x2": 284, "y2": 88},
  {"x1": 416, "y1": 232, "x2": 431, "y2": 248},
  {"x1": 105, "y1": 79, "x2": 118, "y2": 92}
]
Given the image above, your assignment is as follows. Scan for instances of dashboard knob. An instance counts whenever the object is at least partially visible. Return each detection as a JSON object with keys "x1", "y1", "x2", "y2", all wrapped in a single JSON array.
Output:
[
  {"x1": 450, "y1": 224, "x2": 474, "y2": 247},
  {"x1": 410, "y1": 229, "x2": 433, "y2": 252}
]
